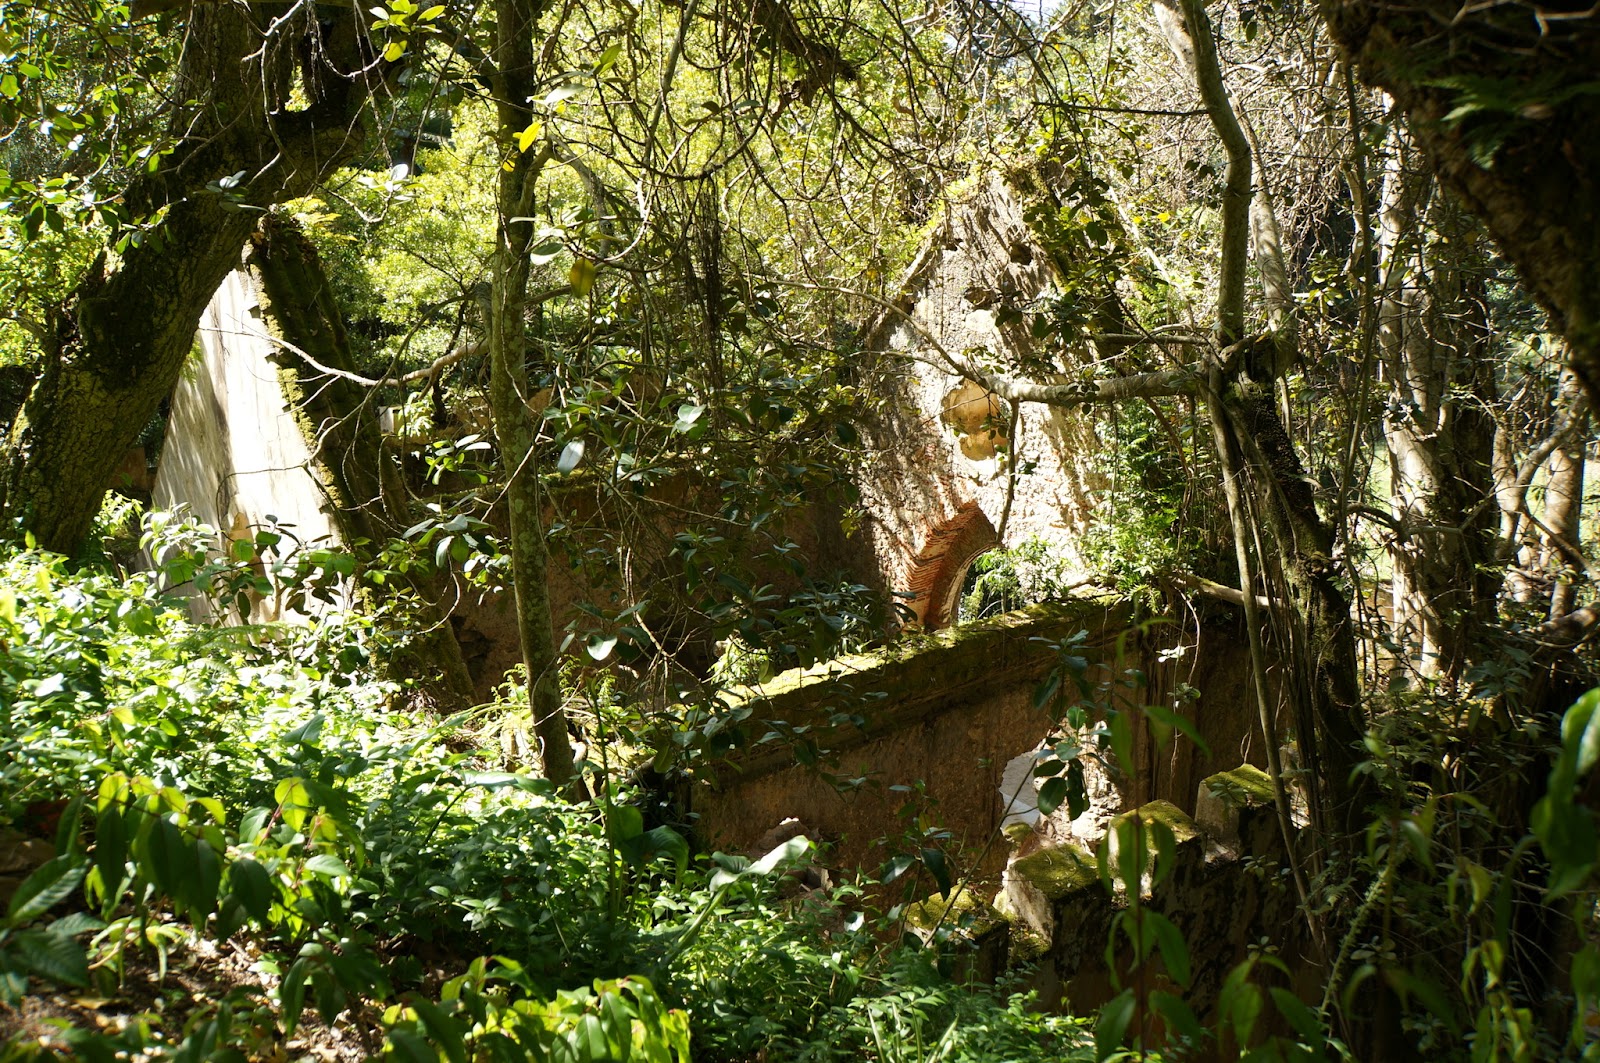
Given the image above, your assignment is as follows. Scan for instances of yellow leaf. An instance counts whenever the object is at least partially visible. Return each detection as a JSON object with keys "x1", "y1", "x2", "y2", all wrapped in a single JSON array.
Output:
[
  {"x1": 383, "y1": 40, "x2": 406, "y2": 61},
  {"x1": 569, "y1": 257, "x2": 598, "y2": 296},
  {"x1": 420, "y1": 4, "x2": 446, "y2": 18},
  {"x1": 515, "y1": 120, "x2": 542, "y2": 153}
]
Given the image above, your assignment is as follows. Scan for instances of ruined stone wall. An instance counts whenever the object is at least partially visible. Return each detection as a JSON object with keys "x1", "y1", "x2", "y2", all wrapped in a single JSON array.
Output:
[
  {"x1": 853, "y1": 170, "x2": 1109, "y2": 628},
  {"x1": 152, "y1": 269, "x2": 344, "y2": 622},
  {"x1": 692, "y1": 601, "x2": 1269, "y2": 878},
  {"x1": 907, "y1": 769, "x2": 1318, "y2": 1042},
  {"x1": 154, "y1": 269, "x2": 880, "y2": 694}
]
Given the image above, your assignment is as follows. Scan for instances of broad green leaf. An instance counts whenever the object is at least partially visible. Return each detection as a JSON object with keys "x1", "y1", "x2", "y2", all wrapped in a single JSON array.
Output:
[
  {"x1": 1032, "y1": 671, "x2": 1061, "y2": 712},
  {"x1": 13, "y1": 929, "x2": 89, "y2": 986},
  {"x1": 1146, "y1": 910, "x2": 1191, "y2": 987},
  {"x1": 387, "y1": 1027, "x2": 439, "y2": 1063},
  {"x1": 880, "y1": 853, "x2": 914, "y2": 884},
  {"x1": 1066, "y1": 761, "x2": 1089, "y2": 820},
  {"x1": 93, "y1": 806, "x2": 127, "y2": 902},
  {"x1": 751, "y1": 835, "x2": 810, "y2": 876},
  {"x1": 1095, "y1": 988, "x2": 1136, "y2": 1060},
  {"x1": 640, "y1": 826, "x2": 689, "y2": 879},
  {"x1": 46, "y1": 912, "x2": 103, "y2": 937},
  {"x1": 594, "y1": 41, "x2": 622, "y2": 75},
  {"x1": 672, "y1": 404, "x2": 705, "y2": 433},
  {"x1": 569, "y1": 257, "x2": 598, "y2": 296},
  {"x1": 1037, "y1": 776, "x2": 1067, "y2": 817},
  {"x1": 305, "y1": 854, "x2": 349, "y2": 879},
  {"x1": 7, "y1": 856, "x2": 86, "y2": 925},
  {"x1": 410, "y1": 996, "x2": 466, "y2": 1063},
  {"x1": 280, "y1": 957, "x2": 309, "y2": 1036},
  {"x1": 1563, "y1": 688, "x2": 1600, "y2": 783},
  {"x1": 1142, "y1": 701, "x2": 1211, "y2": 757},
  {"x1": 1150, "y1": 990, "x2": 1207, "y2": 1046},
  {"x1": 191, "y1": 840, "x2": 222, "y2": 921},
  {"x1": 606, "y1": 804, "x2": 645, "y2": 846},
  {"x1": 920, "y1": 848, "x2": 951, "y2": 895}
]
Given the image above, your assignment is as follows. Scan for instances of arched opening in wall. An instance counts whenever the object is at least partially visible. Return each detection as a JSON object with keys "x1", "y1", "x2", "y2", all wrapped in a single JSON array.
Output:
[
  {"x1": 903, "y1": 502, "x2": 1000, "y2": 630},
  {"x1": 948, "y1": 549, "x2": 1024, "y2": 625}
]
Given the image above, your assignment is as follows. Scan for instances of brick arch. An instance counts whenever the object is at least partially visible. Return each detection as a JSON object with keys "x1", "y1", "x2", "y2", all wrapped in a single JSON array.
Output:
[{"x1": 905, "y1": 501, "x2": 1001, "y2": 630}]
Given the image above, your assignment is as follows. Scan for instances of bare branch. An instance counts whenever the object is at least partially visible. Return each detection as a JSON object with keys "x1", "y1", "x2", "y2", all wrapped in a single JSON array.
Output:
[
  {"x1": 1155, "y1": 0, "x2": 1252, "y2": 342},
  {"x1": 941, "y1": 357, "x2": 1199, "y2": 408},
  {"x1": 1169, "y1": 570, "x2": 1278, "y2": 609},
  {"x1": 242, "y1": 286, "x2": 571, "y2": 389}
]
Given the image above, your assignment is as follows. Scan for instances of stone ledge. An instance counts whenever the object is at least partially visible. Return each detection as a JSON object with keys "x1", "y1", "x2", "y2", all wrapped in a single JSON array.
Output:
[
  {"x1": 1195, "y1": 764, "x2": 1275, "y2": 843},
  {"x1": 699, "y1": 599, "x2": 1130, "y2": 783}
]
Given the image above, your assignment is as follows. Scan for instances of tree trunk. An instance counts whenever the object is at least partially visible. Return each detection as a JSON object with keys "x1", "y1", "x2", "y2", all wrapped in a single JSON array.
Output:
[
  {"x1": 1, "y1": 3, "x2": 373, "y2": 552},
  {"x1": 1157, "y1": 0, "x2": 1369, "y2": 833},
  {"x1": 246, "y1": 216, "x2": 478, "y2": 703},
  {"x1": 1545, "y1": 407, "x2": 1588, "y2": 621},
  {"x1": 1321, "y1": 0, "x2": 1600, "y2": 406},
  {"x1": 489, "y1": 0, "x2": 585, "y2": 799},
  {"x1": 1374, "y1": 135, "x2": 1500, "y2": 685}
]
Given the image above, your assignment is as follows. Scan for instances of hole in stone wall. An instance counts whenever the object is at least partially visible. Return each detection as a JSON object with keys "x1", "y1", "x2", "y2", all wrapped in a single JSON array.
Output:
[{"x1": 939, "y1": 379, "x2": 1009, "y2": 461}]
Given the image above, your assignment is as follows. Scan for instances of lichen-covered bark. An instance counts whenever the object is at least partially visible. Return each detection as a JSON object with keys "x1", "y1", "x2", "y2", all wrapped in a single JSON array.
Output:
[
  {"x1": 246, "y1": 217, "x2": 476, "y2": 703},
  {"x1": 1, "y1": 3, "x2": 375, "y2": 553},
  {"x1": 488, "y1": 0, "x2": 583, "y2": 798},
  {"x1": 1374, "y1": 146, "x2": 1500, "y2": 683},
  {"x1": 1322, "y1": 0, "x2": 1600, "y2": 404}
]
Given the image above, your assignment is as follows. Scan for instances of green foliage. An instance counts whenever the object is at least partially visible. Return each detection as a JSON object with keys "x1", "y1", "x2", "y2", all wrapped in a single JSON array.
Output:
[
  {"x1": 1080, "y1": 402, "x2": 1208, "y2": 594},
  {"x1": 957, "y1": 536, "x2": 1076, "y2": 624},
  {"x1": 0, "y1": 541, "x2": 1101, "y2": 1063}
]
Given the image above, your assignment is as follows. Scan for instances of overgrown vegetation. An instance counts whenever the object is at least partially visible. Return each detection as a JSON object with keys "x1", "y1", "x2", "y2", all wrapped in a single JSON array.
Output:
[{"x1": 0, "y1": 539, "x2": 1094, "y2": 1061}]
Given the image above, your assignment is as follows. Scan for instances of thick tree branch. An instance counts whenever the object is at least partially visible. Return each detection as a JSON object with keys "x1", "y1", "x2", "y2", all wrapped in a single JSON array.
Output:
[{"x1": 1156, "y1": 0, "x2": 1252, "y2": 342}]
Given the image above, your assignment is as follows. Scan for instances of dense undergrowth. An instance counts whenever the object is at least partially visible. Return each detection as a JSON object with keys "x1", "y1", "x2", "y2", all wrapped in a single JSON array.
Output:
[{"x1": 0, "y1": 541, "x2": 1093, "y2": 1062}]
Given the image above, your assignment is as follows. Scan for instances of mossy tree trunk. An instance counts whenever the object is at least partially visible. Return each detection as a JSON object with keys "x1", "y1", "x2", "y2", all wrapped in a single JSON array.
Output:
[
  {"x1": 246, "y1": 216, "x2": 477, "y2": 704},
  {"x1": 487, "y1": 0, "x2": 584, "y2": 799},
  {"x1": 1321, "y1": 0, "x2": 1600, "y2": 406},
  {"x1": 0, "y1": 3, "x2": 376, "y2": 553}
]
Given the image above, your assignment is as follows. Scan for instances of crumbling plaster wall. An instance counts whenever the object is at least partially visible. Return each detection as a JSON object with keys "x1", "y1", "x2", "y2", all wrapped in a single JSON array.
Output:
[
  {"x1": 153, "y1": 268, "x2": 343, "y2": 621},
  {"x1": 154, "y1": 266, "x2": 879, "y2": 694},
  {"x1": 908, "y1": 770, "x2": 1319, "y2": 1036},
  {"x1": 855, "y1": 170, "x2": 1108, "y2": 627}
]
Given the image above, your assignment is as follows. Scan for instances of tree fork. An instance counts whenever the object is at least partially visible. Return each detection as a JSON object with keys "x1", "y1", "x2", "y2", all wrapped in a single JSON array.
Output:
[{"x1": 1, "y1": 1, "x2": 376, "y2": 552}]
